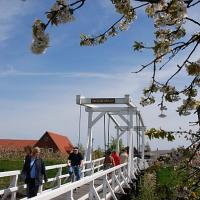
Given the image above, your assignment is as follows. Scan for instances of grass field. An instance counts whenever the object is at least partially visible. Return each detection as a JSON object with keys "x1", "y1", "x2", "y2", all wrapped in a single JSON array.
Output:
[
  {"x1": 0, "y1": 159, "x2": 67, "y2": 192},
  {"x1": 157, "y1": 166, "x2": 184, "y2": 186},
  {"x1": 0, "y1": 160, "x2": 24, "y2": 172},
  {"x1": 0, "y1": 159, "x2": 65, "y2": 172}
]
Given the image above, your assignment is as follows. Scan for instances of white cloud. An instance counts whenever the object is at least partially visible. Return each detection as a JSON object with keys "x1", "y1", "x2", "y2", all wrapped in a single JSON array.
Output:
[
  {"x1": 0, "y1": 0, "x2": 33, "y2": 42},
  {"x1": 0, "y1": 67, "x2": 126, "y2": 80},
  {"x1": 0, "y1": 63, "x2": 198, "y2": 151}
]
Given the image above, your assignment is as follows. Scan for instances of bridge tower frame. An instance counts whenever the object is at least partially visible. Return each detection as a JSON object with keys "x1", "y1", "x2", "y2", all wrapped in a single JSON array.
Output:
[{"x1": 76, "y1": 94, "x2": 146, "y2": 179}]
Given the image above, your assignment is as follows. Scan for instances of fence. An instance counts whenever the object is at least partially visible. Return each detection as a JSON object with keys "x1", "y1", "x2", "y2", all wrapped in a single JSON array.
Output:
[
  {"x1": 0, "y1": 157, "x2": 148, "y2": 200},
  {"x1": 0, "y1": 157, "x2": 105, "y2": 200},
  {"x1": 32, "y1": 163, "x2": 129, "y2": 200},
  {"x1": 31, "y1": 157, "x2": 148, "y2": 200}
]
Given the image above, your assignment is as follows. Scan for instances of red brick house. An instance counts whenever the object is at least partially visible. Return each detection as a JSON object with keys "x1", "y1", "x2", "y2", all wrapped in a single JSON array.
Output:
[
  {"x1": 0, "y1": 131, "x2": 74, "y2": 154},
  {"x1": 34, "y1": 131, "x2": 74, "y2": 154}
]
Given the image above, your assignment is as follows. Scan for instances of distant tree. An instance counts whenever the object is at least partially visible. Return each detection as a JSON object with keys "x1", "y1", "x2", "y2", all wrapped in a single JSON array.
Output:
[
  {"x1": 78, "y1": 143, "x2": 85, "y2": 155},
  {"x1": 109, "y1": 136, "x2": 124, "y2": 152},
  {"x1": 92, "y1": 146, "x2": 104, "y2": 159}
]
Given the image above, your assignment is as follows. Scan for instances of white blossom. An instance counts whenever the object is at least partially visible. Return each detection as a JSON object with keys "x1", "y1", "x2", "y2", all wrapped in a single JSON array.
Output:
[
  {"x1": 31, "y1": 19, "x2": 49, "y2": 54},
  {"x1": 31, "y1": 34, "x2": 49, "y2": 54},
  {"x1": 47, "y1": 0, "x2": 74, "y2": 25}
]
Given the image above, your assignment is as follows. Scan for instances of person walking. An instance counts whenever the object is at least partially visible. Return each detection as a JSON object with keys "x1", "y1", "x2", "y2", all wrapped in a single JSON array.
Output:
[
  {"x1": 21, "y1": 146, "x2": 32, "y2": 195},
  {"x1": 22, "y1": 147, "x2": 47, "y2": 198},
  {"x1": 24, "y1": 145, "x2": 32, "y2": 161},
  {"x1": 67, "y1": 146, "x2": 83, "y2": 182},
  {"x1": 111, "y1": 150, "x2": 120, "y2": 166},
  {"x1": 103, "y1": 150, "x2": 115, "y2": 170},
  {"x1": 120, "y1": 148, "x2": 128, "y2": 164}
]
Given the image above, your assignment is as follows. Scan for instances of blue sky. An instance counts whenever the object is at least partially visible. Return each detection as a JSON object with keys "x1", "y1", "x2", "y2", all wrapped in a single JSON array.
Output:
[{"x1": 0, "y1": 0, "x2": 199, "y2": 150}]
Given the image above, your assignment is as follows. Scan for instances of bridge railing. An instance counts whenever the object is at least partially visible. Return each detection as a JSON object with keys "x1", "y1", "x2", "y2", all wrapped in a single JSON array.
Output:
[
  {"x1": 0, "y1": 157, "x2": 105, "y2": 200},
  {"x1": 0, "y1": 157, "x2": 149, "y2": 200},
  {"x1": 32, "y1": 162, "x2": 130, "y2": 200},
  {"x1": 31, "y1": 157, "x2": 148, "y2": 200}
]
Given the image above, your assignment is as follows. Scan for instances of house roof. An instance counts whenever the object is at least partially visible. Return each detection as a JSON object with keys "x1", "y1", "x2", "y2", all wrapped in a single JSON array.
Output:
[
  {"x1": 45, "y1": 131, "x2": 74, "y2": 153},
  {"x1": 0, "y1": 139, "x2": 37, "y2": 150}
]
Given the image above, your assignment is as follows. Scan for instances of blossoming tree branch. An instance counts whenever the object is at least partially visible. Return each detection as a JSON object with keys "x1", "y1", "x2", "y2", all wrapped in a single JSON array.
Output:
[
  {"x1": 29, "y1": 1, "x2": 200, "y2": 196},
  {"x1": 31, "y1": 0, "x2": 199, "y2": 123}
]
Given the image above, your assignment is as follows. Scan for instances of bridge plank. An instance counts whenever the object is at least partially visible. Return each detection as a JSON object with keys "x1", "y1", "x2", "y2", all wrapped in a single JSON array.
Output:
[{"x1": 52, "y1": 178, "x2": 104, "y2": 200}]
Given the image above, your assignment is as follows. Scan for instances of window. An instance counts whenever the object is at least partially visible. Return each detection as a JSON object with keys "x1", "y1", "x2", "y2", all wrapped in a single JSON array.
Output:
[{"x1": 48, "y1": 148, "x2": 53, "y2": 153}]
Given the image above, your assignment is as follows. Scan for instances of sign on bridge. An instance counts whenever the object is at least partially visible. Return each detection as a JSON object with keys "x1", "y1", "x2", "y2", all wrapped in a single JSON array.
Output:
[{"x1": 91, "y1": 98, "x2": 115, "y2": 104}]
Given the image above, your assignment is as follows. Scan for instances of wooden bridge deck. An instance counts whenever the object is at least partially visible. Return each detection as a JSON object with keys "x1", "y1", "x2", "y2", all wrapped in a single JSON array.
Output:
[{"x1": 52, "y1": 178, "x2": 105, "y2": 200}]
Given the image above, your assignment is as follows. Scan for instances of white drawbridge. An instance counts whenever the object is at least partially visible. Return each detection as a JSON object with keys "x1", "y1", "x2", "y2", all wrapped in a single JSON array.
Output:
[{"x1": 0, "y1": 95, "x2": 149, "y2": 200}]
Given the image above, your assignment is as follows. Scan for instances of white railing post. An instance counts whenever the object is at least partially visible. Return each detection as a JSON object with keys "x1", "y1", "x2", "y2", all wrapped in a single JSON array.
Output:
[
  {"x1": 103, "y1": 175, "x2": 107, "y2": 199},
  {"x1": 38, "y1": 185, "x2": 43, "y2": 194},
  {"x1": 105, "y1": 174, "x2": 117, "y2": 200},
  {"x1": 89, "y1": 180, "x2": 100, "y2": 200},
  {"x1": 114, "y1": 170, "x2": 125, "y2": 194},
  {"x1": 120, "y1": 169, "x2": 130, "y2": 189},
  {"x1": 97, "y1": 160, "x2": 100, "y2": 172},
  {"x1": 112, "y1": 171, "x2": 115, "y2": 189},
  {"x1": 10, "y1": 174, "x2": 18, "y2": 200},
  {"x1": 66, "y1": 190, "x2": 74, "y2": 200},
  {"x1": 91, "y1": 160, "x2": 94, "y2": 174},
  {"x1": 82, "y1": 161, "x2": 85, "y2": 178},
  {"x1": 57, "y1": 167, "x2": 62, "y2": 187}
]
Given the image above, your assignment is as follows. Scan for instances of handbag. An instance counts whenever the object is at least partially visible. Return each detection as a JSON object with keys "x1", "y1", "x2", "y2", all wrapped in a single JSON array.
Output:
[
  {"x1": 20, "y1": 171, "x2": 27, "y2": 182},
  {"x1": 20, "y1": 159, "x2": 36, "y2": 182}
]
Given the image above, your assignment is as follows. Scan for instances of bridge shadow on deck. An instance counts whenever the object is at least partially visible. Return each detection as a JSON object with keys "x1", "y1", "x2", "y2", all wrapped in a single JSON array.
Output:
[{"x1": 52, "y1": 178, "x2": 105, "y2": 200}]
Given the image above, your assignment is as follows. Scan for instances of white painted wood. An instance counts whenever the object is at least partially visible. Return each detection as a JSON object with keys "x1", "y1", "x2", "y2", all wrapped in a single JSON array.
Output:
[
  {"x1": 89, "y1": 181, "x2": 101, "y2": 200},
  {"x1": 91, "y1": 112, "x2": 105, "y2": 127},
  {"x1": 0, "y1": 171, "x2": 20, "y2": 178},
  {"x1": 85, "y1": 111, "x2": 93, "y2": 163},
  {"x1": 66, "y1": 190, "x2": 74, "y2": 200},
  {"x1": 85, "y1": 107, "x2": 137, "y2": 113},
  {"x1": 57, "y1": 167, "x2": 62, "y2": 187},
  {"x1": 114, "y1": 171, "x2": 125, "y2": 194},
  {"x1": 30, "y1": 163, "x2": 127, "y2": 200},
  {"x1": 76, "y1": 94, "x2": 135, "y2": 107},
  {"x1": 105, "y1": 176, "x2": 117, "y2": 200},
  {"x1": 102, "y1": 175, "x2": 107, "y2": 200},
  {"x1": 0, "y1": 157, "x2": 104, "y2": 199},
  {"x1": 118, "y1": 114, "x2": 130, "y2": 126}
]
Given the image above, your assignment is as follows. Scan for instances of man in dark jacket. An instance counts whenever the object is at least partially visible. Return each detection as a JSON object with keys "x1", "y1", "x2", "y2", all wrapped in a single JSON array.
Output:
[
  {"x1": 22, "y1": 147, "x2": 47, "y2": 198},
  {"x1": 67, "y1": 146, "x2": 83, "y2": 181}
]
